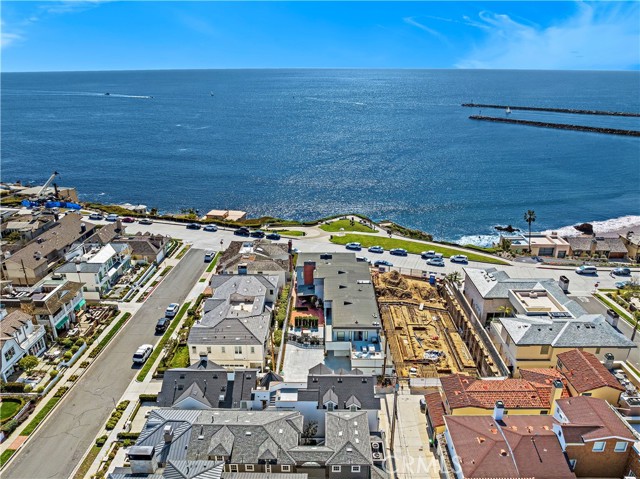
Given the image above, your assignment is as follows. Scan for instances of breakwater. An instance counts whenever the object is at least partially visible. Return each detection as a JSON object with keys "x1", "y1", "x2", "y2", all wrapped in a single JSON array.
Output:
[
  {"x1": 462, "y1": 103, "x2": 640, "y2": 117},
  {"x1": 469, "y1": 115, "x2": 640, "y2": 137}
]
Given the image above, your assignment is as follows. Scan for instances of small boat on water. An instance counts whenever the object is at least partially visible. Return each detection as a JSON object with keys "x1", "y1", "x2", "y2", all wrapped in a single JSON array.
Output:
[
  {"x1": 210, "y1": 91, "x2": 214, "y2": 97},
  {"x1": 104, "y1": 92, "x2": 110, "y2": 96},
  {"x1": 506, "y1": 106, "x2": 512, "y2": 115}
]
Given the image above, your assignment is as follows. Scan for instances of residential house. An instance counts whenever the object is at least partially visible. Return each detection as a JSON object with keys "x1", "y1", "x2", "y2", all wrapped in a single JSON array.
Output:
[
  {"x1": 115, "y1": 233, "x2": 170, "y2": 265},
  {"x1": 295, "y1": 253, "x2": 388, "y2": 375},
  {"x1": 620, "y1": 231, "x2": 640, "y2": 262},
  {"x1": 2, "y1": 277, "x2": 85, "y2": 339},
  {"x1": 1, "y1": 213, "x2": 96, "y2": 285},
  {"x1": 556, "y1": 349, "x2": 625, "y2": 404},
  {"x1": 116, "y1": 408, "x2": 383, "y2": 478},
  {"x1": 251, "y1": 363, "x2": 381, "y2": 436},
  {"x1": 83, "y1": 221, "x2": 124, "y2": 247},
  {"x1": 1, "y1": 309, "x2": 47, "y2": 381},
  {"x1": 566, "y1": 236, "x2": 628, "y2": 259},
  {"x1": 204, "y1": 209, "x2": 247, "y2": 222},
  {"x1": 217, "y1": 240, "x2": 291, "y2": 289},
  {"x1": 2, "y1": 214, "x2": 56, "y2": 242},
  {"x1": 502, "y1": 231, "x2": 570, "y2": 258},
  {"x1": 56, "y1": 243, "x2": 132, "y2": 300},
  {"x1": 553, "y1": 396, "x2": 637, "y2": 477},
  {"x1": 439, "y1": 406, "x2": 576, "y2": 478},
  {"x1": 187, "y1": 275, "x2": 278, "y2": 369},
  {"x1": 156, "y1": 355, "x2": 257, "y2": 409},
  {"x1": 462, "y1": 267, "x2": 636, "y2": 374}
]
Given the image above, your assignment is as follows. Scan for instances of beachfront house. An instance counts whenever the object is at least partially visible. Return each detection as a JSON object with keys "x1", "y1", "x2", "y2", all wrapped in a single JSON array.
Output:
[
  {"x1": 566, "y1": 236, "x2": 628, "y2": 259},
  {"x1": 501, "y1": 231, "x2": 570, "y2": 258},
  {"x1": 1, "y1": 309, "x2": 47, "y2": 381},
  {"x1": 620, "y1": 231, "x2": 640, "y2": 262},
  {"x1": 217, "y1": 239, "x2": 291, "y2": 289}
]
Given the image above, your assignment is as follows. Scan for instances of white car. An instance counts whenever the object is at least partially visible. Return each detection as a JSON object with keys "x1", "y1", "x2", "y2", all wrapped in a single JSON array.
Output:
[
  {"x1": 105, "y1": 214, "x2": 119, "y2": 222},
  {"x1": 204, "y1": 250, "x2": 215, "y2": 262},
  {"x1": 132, "y1": 344, "x2": 153, "y2": 364},
  {"x1": 203, "y1": 224, "x2": 218, "y2": 232},
  {"x1": 450, "y1": 255, "x2": 468, "y2": 263},
  {"x1": 421, "y1": 250, "x2": 436, "y2": 259},
  {"x1": 427, "y1": 258, "x2": 445, "y2": 267},
  {"x1": 165, "y1": 303, "x2": 180, "y2": 318}
]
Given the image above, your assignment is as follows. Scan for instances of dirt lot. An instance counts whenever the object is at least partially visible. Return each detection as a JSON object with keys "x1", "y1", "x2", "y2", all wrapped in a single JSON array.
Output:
[{"x1": 375, "y1": 271, "x2": 476, "y2": 378}]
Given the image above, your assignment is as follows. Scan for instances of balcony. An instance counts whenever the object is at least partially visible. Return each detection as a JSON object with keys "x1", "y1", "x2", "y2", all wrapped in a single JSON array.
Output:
[{"x1": 351, "y1": 341, "x2": 383, "y2": 360}]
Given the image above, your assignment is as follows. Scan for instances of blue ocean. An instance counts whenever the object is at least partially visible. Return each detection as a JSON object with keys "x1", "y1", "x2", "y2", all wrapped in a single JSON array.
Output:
[{"x1": 2, "y1": 69, "x2": 639, "y2": 243}]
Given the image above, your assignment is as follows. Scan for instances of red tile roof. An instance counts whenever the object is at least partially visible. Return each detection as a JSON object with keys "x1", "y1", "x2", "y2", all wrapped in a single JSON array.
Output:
[
  {"x1": 424, "y1": 392, "x2": 446, "y2": 429},
  {"x1": 556, "y1": 396, "x2": 635, "y2": 442},
  {"x1": 557, "y1": 349, "x2": 625, "y2": 394},
  {"x1": 441, "y1": 374, "x2": 569, "y2": 411},
  {"x1": 444, "y1": 415, "x2": 576, "y2": 479}
]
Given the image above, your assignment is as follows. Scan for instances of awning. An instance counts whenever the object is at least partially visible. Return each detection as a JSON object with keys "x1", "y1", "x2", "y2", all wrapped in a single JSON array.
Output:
[
  {"x1": 55, "y1": 315, "x2": 70, "y2": 329},
  {"x1": 74, "y1": 299, "x2": 86, "y2": 311}
]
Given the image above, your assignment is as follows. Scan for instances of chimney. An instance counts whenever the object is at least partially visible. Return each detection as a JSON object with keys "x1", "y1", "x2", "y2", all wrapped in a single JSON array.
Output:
[
  {"x1": 550, "y1": 380, "x2": 564, "y2": 415},
  {"x1": 287, "y1": 239, "x2": 293, "y2": 254},
  {"x1": 606, "y1": 309, "x2": 619, "y2": 328},
  {"x1": 493, "y1": 401, "x2": 505, "y2": 421},
  {"x1": 558, "y1": 275, "x2": 570, "y2": 293},
  {"x1": 303, "y1": 261, "x2": 315, "y2": 286},
  {"x1": 163, "y1": 425, "x2": 174, "y2": 443},
  {"x1": 604, "y1": 353, "x2": 615, "y2": 370},
  {"x1": 80, "y1": 223, "x2": 86, "y2": 233}
]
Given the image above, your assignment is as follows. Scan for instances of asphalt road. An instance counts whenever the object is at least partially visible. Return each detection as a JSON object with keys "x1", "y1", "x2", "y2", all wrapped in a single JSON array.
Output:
[{"x1": 4, "y1": 249, "x2": 206, "y2": 479}]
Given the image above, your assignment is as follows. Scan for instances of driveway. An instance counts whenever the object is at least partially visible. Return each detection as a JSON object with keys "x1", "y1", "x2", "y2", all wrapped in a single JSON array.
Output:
[{"x1": 3, "y1": 249, "x2": 206, "y2": 479}]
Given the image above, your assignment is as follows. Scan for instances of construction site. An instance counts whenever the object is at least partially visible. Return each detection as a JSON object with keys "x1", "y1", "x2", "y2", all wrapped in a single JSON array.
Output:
[{"x1": 374, "y1": 271, "x2": 477, "y2": 378}]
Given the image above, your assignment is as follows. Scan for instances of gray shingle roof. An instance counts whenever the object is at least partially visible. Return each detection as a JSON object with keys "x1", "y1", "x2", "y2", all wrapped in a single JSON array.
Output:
[
  {"x1": 325, "y1": 411, "x2": 373, "y2": 465},
  {"x1": 304, "y1": 364, "x2": 380, "y2": 411},
  {"x1": 164, "y1": 460, "x2": 224, "y2": 479}
]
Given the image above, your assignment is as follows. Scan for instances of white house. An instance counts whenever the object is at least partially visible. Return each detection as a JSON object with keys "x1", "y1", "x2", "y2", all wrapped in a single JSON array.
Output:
[
  {"x1": 1, "y1": 309, "x2": 47, "y2": 381},
  {"x1": 56, "y1": 243, "x2": 131, "y2": 300}
]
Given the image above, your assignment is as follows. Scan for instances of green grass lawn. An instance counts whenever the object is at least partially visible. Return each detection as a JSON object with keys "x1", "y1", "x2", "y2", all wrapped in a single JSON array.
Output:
[
  {"x1": 271, "y1": 229, "x2": 306, "y2": 237},
  {"x1": 137, "y1": 302, "x2": 191, "y2": 382},
  {"x1": 0, "y1": 400, "x2": 21, "y2": 421},
  {"x1": 205, "y1": 252, "x2": 220, "y2": 273},
  {"x1": 330, "y1": 234, "x2": 509, "y2": 265},
  {"x1": 169, "y1": 345, "x2": 190, "y2": 368},
  {"x1": 595, "y1": 293, "x2": 638, "y2": 327},
  {"x1": 320, "y1": 219, "x2": 378, "y2": 234},
  {"x1": 0, "y1": 449, "x2": 16, "y2": 468},
  {"x1": 21, "y1": 396, "x2": 61, "y2": 436},
  {"x1": 176, "y1": 245, "x2": 191, "y2": 260}
]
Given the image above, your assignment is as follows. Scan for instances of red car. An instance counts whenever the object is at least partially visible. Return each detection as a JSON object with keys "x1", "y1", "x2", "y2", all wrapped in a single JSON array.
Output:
[{"x1": 122, "y1": 217, "x2": 136, "y2": 223}]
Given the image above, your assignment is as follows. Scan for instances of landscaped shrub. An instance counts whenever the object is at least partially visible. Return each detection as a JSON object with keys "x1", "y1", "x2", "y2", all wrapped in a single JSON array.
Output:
[
  {"x1": 96, "y1": 435, "x2": 108, "y2": 447},
  {"x1": 273, "y1": 330, "x2": 283, "y2": 347},
  {"x1": 23, "y1": 385, "x2": 33, "y2": 393},
  {"x1": 79, "y1": 361, "x2": 90, "y2": 368},
  {"x1": 0, "y1": 382, "x2": 25, "y2": 393},
  {"x1": 35, "y1": 386, "x2": 44, "y2": 394},
  {"x1": 1, "y1": 419, "x2": 19, "y2": 435},
  {"x1": 70, "y1": 345, "x2": 79, "y2": 354},
  {"x1": 138, "y1": 394, "x2": 157, "y2": 402},
  {"x1": 116, "y1": 432, "x2": 140, "y2": 440},
  {"x1": 62, "y1": 339, "x2": 74, "y2": 348},
  {"x1": 75, "y1": 338, "x2": 86, "y2": 347},
  {"x1": 49, "y1": 370, "x2": 58, "y2": 378},
  {"x1": 63, "y1": 351, "x2": 73, "y2": 360},
  {"x1": 54, "y1": 387, "x2": 69, "y2": 398}
]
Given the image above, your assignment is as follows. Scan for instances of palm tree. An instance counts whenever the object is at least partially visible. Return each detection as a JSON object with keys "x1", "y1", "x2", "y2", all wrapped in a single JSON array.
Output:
[
  {"x1": 523, "y1": 210, "x2": 536, "y2": 253},
  {"x1": 497, "y1": 305, "x2": 512, "y2": 317},
  {"x1": 446, "y1": 271, "x2": 462, "y2": 286}
]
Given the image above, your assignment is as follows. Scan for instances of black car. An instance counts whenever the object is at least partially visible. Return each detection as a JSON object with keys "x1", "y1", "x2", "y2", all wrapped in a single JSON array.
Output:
[
  {"x1": 155, "y1": 317, "x2": 170, "y2": 334},
  {"x1": 266, "y1": 232, "x2": 281, "y2": 240},
  {"x1": 186, "y1": 223, "x2": 201, "y2": 230},
  {"x1": 250, "y1": 230, "x2": 265, "y2": 238},
  {"x1": 234, "y1": 227, "x2": 251, "y2": 236}
]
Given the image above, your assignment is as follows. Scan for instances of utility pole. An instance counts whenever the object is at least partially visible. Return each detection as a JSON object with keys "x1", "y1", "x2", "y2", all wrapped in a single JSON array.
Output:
[{"x1": 389, "y1": 376, "x2": 399, "y2": 453}]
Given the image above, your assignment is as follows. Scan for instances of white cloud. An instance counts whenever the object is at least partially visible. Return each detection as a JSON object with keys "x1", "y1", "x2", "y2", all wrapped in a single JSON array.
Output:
[
  {"x1": 456, "y1": 3, "x2": 640, "y2": 70},
  {"x1": 403, "y1": 16, "x2": 449, "y2": 45},
  {"x1": 1, "y1": 31, "x2": 23, "y2": 48}
]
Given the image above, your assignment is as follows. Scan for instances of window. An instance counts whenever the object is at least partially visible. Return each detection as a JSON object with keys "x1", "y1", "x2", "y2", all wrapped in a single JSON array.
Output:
[
  {"x1": 352, "y1": 465, "x2": 361, "y2": 473},
  {"x1": 350, "y1": 405, "x2": 359, "y2": 412},
  {"x1": 595, "y1": 347, "x2": 601, "y2": 354},
  {"x1": 615, "y1": 441, "x2": 628, "y2": 452},
  {"x1": 207, "y1": 346, "x2": 212, "y2": 353},
  {"x1": 270, "y1": 289, "x2": 274, "y2": 295},
  {"x1": 4, "y1": 347, "x2": 16, "y2": 362},
  {"x1": 569, "y1": 459, "x2": 577, "y2": 471},
  {"x1": 221, "y1": 346, "x2": 226, "y2": 353},
  {"x1": 540, "y1": 345, "x2": 550, "y2": 355},
  {"x1": 327, "y1": 403, "x2": 335, "y2": 411},
  {"x1": 235, "y1": 346, "x2": 243, "y2": 355},
  {"x1": 245, "y1": 465, "x2": 255, "y2": 471},
  {"x1": 593, "y1": 441, "x2": 606, "y2": 452},
  {"x1": 192, "y1": 346, "x2": 196, "y2": 353},
  {"x1": 337, "y1": 331, "x2": 345, "y2": 341},
  {"x1": 539, "y1": 411, "x2": 548, "y2": 415},
  {"x1": 331, "y1": 466, "x2": 341, "y2": 472},
  {"x1": 229, "y1": 464, "x2": 238, "y2": 472},
  {"x1": 281, "y1": 465, "x2": 291, "y2": 472},
  {"x1": 250, "y1": 347, "x2": 255, "y2": 354}
]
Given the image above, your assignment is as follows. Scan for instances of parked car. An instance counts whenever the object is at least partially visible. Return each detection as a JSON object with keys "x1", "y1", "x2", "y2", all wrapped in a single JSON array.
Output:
[
  {"x1": 139, "y1": 218, "x2": 153, "y2": 225},
  {"x1": 132, "y1": 344, "x2": 153, "y2": 364},
  {"x1": 186, "y1": 223, "x2": 201, "y2": 230},
  {"x1": 368, "y1": 246, "x2": 384, "y2": 254},
  {"x1": 204, "y1": 250, "x2": 215, "y2": 262},
  {"x1": 266, "y1": 232, "x2": 281, "y2": 240},
  {"x1": 356, "y1": 256, "x2": 370, "y2": 263},
  {"x1": 250, "y1": 230, "x2": 265, "y2": 238},
  {"x1": 615, "y1": 280, "x2": 631, "y2": 289},
  {"x1": 234, "y1": 227, "x2": 251, "y2": 237},
  {"x1": 427, "y1": 258, "x2": 445, "y2": 267},
  {"x1": 155, "y1": 318, "x2": 170, "y2": 334},
  {"x1": 450, "y1": 255, "x2": 468, "y2": 263},
  {"x1": 121, "y1": 217, "x2": 135, "y2": 223},
  {"x1": 165, "y1": 303, "x2": 180, "y2": 318},
  {"x1": 390, "y1": 248, "x2": 408, "y2": 256},
  {"x1": 575, "y1": 265, "x2": 597, "y2": 275},
  {"x1": 203, "y1": 224, "x2": 218, "y2": 232},
  {"x1": 105, "y1": 214, "x2": 119, "y2": 222},
  {"x1": 421, "y1": 250, "x2": 436, "y2": 259},
  {"x1": 374, "y1": 260, "x2": 393, "y2": 267},
  {"x1": 88, "y1": 212, "x2": 104, "y2": 221},
  {"x1": 613, "y1": 267, "x2": 631, "y2": 276},
  {"x1": 345, "y1": 242, "x2": 362, "y2": 251}
]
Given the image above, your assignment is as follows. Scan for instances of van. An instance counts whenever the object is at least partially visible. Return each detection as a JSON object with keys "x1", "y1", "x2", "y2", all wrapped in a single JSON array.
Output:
[
  {"x1": 204, "y1": 250, "x2": 215, "y2": 262},
  {"x1": 575, "y1": 265, "x2": 597, "y2": 275}
]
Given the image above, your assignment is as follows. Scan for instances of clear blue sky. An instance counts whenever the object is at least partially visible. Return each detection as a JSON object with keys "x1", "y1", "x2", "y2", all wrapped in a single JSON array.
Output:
[{"x1": 2, "y1": 1, "x2": 639, "y2": 72}]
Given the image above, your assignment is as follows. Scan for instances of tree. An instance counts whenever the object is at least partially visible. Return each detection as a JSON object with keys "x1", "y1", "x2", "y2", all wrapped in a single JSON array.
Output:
[
  {"x1": 149, "y1": 207, "x2": 158, "y2": 216},
  {"x1": 498, "y1": 237, "x2": 512, "y2": 252},
  {"x1": 523, "y1": 210, "x2": 536, "y2": 253},
  {"x1": 302, "y1": 421, "x2": 318, "y2": 445},
  {"x1": 446, "y1": 272, "x2": 462, "y2": 286},
  {"x1": 497, "y1": 305, "x2": 512, "y2": 318},
  {"x1": 18, "y1": 355, "x2": 39, "y2": 375}
]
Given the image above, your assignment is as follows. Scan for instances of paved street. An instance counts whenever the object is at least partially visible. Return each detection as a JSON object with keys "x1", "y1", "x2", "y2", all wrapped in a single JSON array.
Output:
[{"x1": 3, "y1": 249, "x2": 206, "y2": 479}]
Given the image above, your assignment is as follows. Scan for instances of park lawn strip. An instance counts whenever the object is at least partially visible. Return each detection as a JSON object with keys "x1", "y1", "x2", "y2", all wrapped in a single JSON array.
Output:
[
  {"x1": 21, "y1": 396, "x2": 61, "y2": 436},
  {"x1": 320, "y1": 219, "x2": 377, "y2": 233},
  {"x1": 330, "y1": 234, "x2": 508, "y2": 265},
  {"x1": 205, "y1": 252, "x2": 220, "y2": 273},
  {"x1": 595, "y1": 293, "x2": 638, "y2": 328},
  {"x1": 72, "y1": 445, "x2": 102, "y2": 479},
  {"x1": 136, "y1": 302, "x2": 191, "y2": 382},
  {"x1": 0, "y1": 449, "x2": 16, "y2": 467},
  {"x1": 270, "y1": 229, "x2": 306, "y2": 237},
  {"x1": 176, "y1": 245, "x2": 191, "y2": 260},
  {"x1": 169, "y1": 345, "x2": 190, "y2": 369}
]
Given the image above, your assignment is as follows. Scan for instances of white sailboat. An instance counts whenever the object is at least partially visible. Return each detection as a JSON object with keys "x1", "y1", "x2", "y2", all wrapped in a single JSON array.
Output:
[{"x1": 506, "y1": 106, "x2": 512, "y2": 115}]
